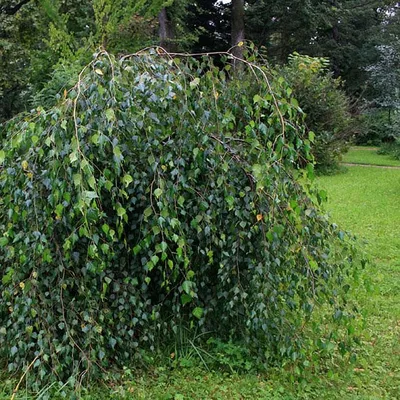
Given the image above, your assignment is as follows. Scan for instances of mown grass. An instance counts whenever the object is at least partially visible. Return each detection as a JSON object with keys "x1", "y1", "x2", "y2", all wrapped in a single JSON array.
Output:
[
  {"x1": 342, "y1": 146, "x2": 400, "y2": 167},
  {"x1": 317, "y1": 165, "x2": 400, "y2": 399},
  {"x1": 1, "y1": 158, "x2": 399, "y2": 399}
]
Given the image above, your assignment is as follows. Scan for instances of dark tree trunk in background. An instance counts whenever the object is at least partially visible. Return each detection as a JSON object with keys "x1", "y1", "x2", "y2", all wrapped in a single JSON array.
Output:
[
  {"x1": 1, "y1": 0, "x2": 31, "y2": 15},
  {"x1": 330, "y1": 0, "x2": 341, "y2": 76},
  {"x1": 231, "y1": 0, "x2": 245, "y2": 64},
  {"x1": 159, "y1": 7, "x2": 176, "y2": 52}
]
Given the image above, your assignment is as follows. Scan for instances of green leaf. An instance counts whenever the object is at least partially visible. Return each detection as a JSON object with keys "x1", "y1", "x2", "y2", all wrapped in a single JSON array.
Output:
[
  {"x1": 190, "y1": 78, "x2": 200, "y2": 89},
  {"x1": 133, "y1": 244, "x2": 141, "y2": 255},
  {"x1": 0, "y1": 150, "x2": 5, "y2": 164},
  {"x1": 55, "y1": 204, "x2": 64, "y2": 218},
  {"x1": 105, "y1": 108, "x2": 115, "y2": 121},
  {"x1": 290, "y1": 98, "x2": 299, "y2": 108},
  {"x1": 2, "y1": 268, "x2": 14, "y2": 284},
  {"x1": 154, "y1": 188, "x2": 162, "y2": 198},
  {"x1": 151, "y1": 255, "x2": 159, "y2": 265},
  {"x1": 192, "y1": 307, "x2": 203, "y2": 319},
  {"x1": 0, "y1": 237, "x2": 9, "y2": 247},
  {"x1": 117, "y1": 206, "x2": 126, "y2": 217},
  {"x1": 225, "y1": 195, "x2": 235, "y2": 209},
  {"x1": 100, "y1": 243, "x2": 110, "y2": 253},
  {"x1": 73, "y1": 173, "x2": 82, "y2": 186},
  {"x1": 109, "y1": 337, "x2": 117, "y2": 349},
  {"x1": 91, "y1": 134, "x2": 99, "y2": 144},
  {"x1": 182, "y1": 281, "x2": 192, "y2": 294},
  {"x1": 187, "y1": 270, "x2": 195, "y2": 280},
  {"x1": 82, "y1": 191, "x2": 99, "y2": 200},
  {"x1": 143, "y1": 207, "x2": 152, "y2": 218},
  {"x1": 87, "y1": 175, "x2": 96, "y2": 190},
  {"x1": 181, "y1": 294, "x2": 192, "y2": 305},
  {"x1": 170, "y1": 218, "x2": 179, "y2": 228},
  {"x1": 253, "y1": 94, "x2": 262, "y2": 104},
  {"x1": 69, "y1": 151, "x2": 78, "y2": 163},
  {"x1": 273, "y1": 225, "x2": 285, "y2": 237},
  {"x1": 113, "y1": 146, "x2": 122, "y2": 158},
  {"x1": 122, "y1": 174, "x2": 133, "y2": 187}
]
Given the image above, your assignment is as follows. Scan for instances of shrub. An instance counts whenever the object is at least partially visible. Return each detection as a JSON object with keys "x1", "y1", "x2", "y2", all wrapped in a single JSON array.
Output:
[
  {"x1": 281, "y1": 53, "x2": 353, "y2": 171},
  {"x1": 355, "y1": 109, "x2": 400, "y2": 146},
  {"x1": 378, "y1": 140, "x2": 400, "y2": 160},
  {"x1": 0, "y1": 50, "x2": 358, "y2": 387}
]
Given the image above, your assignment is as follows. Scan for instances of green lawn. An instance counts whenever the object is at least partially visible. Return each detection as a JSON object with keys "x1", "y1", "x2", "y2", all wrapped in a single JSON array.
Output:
[
  {"x1": 342, "y1": 146, "x2": 400, "y2": 167},
  {"x1": 2, "y1": 163, "x2": 399, "y2": 399},
  {"x1": 317, "y1": 166, "x2": 400, "y2": 399}
]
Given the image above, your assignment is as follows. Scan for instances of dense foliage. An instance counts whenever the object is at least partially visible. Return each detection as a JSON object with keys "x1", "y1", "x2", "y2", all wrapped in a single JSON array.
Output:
[
  {"x1": 2, "y1": 0, "x2": 400, "y2": 121},
  {"x1": 0, "y1": 51, "x2": 358, "y2": 387},
  {"x1": 378, "y1": 139, "x2": 400, "y2": 160},
  {"x1": 281, "y1": 54, "x2": 352, "y2": 171}
]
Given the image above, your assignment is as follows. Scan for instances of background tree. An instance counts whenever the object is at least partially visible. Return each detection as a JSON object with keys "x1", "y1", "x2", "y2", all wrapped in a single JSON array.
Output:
[
  {"x1": 231, "y1": 0, "x2": 244, "y2": 60},
  {"x1": 186, "y1": 0, "x2": 229, "y2": 52}
]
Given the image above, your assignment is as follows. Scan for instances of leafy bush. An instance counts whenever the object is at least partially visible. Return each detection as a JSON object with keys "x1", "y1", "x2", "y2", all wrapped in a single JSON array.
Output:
[
  {"x1": 31, "y1": 50, "x2": 92, "y2": 111},
  {"x1": 0, "y1": 50, "x2": 358, "y2": 388},
  {"x1": 378, "y1": 140, "x2": 400, "y2": 160},
  {"x1": 355, "y1": 110, "x2": 388, "y2": 145},
  {"x1": 281, "y1": 53, "x2": 353, "y2": 171},
  {"x1": 355, "y1": 109, "x2": 400, "y2": 146}
]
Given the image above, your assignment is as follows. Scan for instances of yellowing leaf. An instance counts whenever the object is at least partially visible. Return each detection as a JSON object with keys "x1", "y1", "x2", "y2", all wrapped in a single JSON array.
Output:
[
  {"x1": 21, "y1": 160, "x2": 29, "y2": 171},
  {"x1": 256, "y1": 214, "x2": 263, "y2": 222},
  {"x1": 238, "y1": 41, "x2": 244, "y2": 47},
  {"x1": 95, "y1": 69, "x2": 104, "y2": 76}
]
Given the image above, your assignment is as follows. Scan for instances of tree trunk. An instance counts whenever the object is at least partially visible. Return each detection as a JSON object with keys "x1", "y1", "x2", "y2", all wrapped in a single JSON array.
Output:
[
  {"x1": 231, "y1": 0, "x2": 245, "y2": 64},
  {"x1": 159, "y1": 7, "x2": 176, "y2": 52},
  {"x1": 1, "y1": 0, "x2": 31, "y2": 15},
  {"x1": 330, "y1": 0, "x2": 341, "y2": 76}
]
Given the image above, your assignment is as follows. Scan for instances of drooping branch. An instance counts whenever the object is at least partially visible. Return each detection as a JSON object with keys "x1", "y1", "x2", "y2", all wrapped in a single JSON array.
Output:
[{"x1": 1, "y1": 0, "x2": 32, "y2": 15}]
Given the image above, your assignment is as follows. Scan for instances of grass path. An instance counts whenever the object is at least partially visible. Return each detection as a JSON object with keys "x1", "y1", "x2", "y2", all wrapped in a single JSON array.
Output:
[{"x1": 341, "y1": 162, "x2": 400, "y2": 170}]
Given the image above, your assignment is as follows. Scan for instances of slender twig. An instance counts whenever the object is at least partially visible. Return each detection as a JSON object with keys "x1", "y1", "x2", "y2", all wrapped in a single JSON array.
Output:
[{"x1": 10, "y1": 352, "x2": 41, "y2": 400}]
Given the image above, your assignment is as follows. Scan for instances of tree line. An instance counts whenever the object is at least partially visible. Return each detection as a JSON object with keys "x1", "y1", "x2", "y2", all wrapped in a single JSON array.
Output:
[{"x1": 1, "y1": 0, "x2": 400, "y2": 122}]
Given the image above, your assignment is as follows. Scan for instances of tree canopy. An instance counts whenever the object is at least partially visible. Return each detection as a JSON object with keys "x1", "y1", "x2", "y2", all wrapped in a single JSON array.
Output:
[{"x1": 0, "y1": 0, "x2": 397, "y2": 390}]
